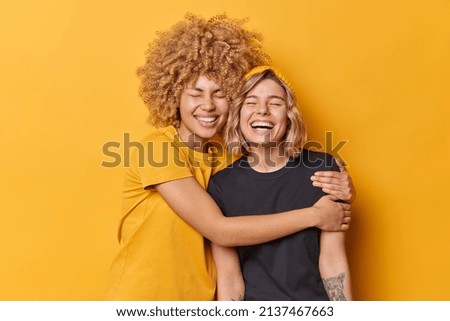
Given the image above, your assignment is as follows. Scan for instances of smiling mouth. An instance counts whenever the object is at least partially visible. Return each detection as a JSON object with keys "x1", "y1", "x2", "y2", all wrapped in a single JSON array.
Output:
[
  {"x1": 251, "y1": 121, "x2": 274, "y2": 130},
  {"x1": 195, "y1": 116, "x2": 219, "y2": 124}
]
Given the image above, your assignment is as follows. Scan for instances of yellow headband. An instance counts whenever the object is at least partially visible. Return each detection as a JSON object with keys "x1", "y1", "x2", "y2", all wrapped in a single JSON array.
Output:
[{"x1": 244, "y1": 65, "x2": 294, "y2": 93}]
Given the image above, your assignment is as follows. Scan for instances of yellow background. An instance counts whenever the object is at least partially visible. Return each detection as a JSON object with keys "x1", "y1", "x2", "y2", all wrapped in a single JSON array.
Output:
[{"x1": 1, "y1": 0, "x2": 449, "y2": 300}]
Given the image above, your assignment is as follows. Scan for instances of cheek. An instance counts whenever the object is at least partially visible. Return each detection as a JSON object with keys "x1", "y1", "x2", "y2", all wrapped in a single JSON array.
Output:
[
  {"x1": 238, "y1": 112, "x2": 248, "y2": 132},
  {"x1": 239, "y1": 107, "x2": 251, "y2": 121},
  {"x1": 220, "y1": 102, "x2": 230, "y2": 116},
  {"x1": 238, "y1": 112, "x2": 248, "y2": 133},
  {"x1": 282, "y1": 114, "x2": 289, "y2": 128},
  {"x1": 277, "y1": 112, "x2": 289, "y2": 133},
  {"x1": 178, "y1": 97, "x2": 192, "y2": 114}
]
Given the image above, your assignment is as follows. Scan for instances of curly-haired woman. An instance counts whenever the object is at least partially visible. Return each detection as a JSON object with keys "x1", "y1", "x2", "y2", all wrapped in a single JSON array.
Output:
[{"x1": 104, "y1": 14, "x2": 354, "y2": 300}]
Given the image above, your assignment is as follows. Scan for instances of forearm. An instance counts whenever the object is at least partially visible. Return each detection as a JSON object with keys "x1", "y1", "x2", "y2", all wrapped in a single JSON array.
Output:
[
  {"x1": 320, "y1": 268, "x2": 352, "y2": 301},
  {"x1": 216, "y1": 278, "x2": 245, "y2": 301},
  {"x1": 211, "y1": 244, "x2": 245, "y2": 300},
  {"x1": 211, "y1": 195, "x2": 349, "y2": 246},
  {"x1": 319, "y1": 232, "x2": 353, "y2": 301},
  {"x1": 214, "y1": 208, "x2": 318, "y2": 247}
]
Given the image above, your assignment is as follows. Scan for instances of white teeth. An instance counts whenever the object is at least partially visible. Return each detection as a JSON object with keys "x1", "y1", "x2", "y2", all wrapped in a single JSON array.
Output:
[
  {"x1": 251, "y1": 121, "x2": 273, "y2": 129},
  {"x1": 196, "y1": 116, "x2": 217, "y2": 123}
]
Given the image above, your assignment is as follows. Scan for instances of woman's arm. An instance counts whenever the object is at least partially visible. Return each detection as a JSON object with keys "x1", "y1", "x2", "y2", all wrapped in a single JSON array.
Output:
[
  {"x1": 211, "y1": 244, "x2": 244, "y2": 300},
  {"x1": 319, "y1": 231, "x2": 353, "y2": 300},
  {"x1": 154, "y1": 177, "x2": 351, "y2": 247}
]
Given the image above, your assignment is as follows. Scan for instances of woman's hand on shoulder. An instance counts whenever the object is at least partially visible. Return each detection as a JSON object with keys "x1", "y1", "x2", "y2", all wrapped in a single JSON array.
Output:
[{"x1": 311, "y1": 159, "x2": 355, "y2": 203}]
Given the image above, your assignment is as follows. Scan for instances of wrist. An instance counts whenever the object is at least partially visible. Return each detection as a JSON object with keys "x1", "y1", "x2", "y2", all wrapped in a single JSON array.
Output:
[{"x1": 304, "y1": 207, "x2": 319, "y2": 228}]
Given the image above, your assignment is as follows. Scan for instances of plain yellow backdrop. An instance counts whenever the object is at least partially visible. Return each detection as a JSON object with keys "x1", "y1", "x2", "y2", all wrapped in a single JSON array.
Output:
[{"x1": 0, "y1": 0, "x2": 449, "y2": 300}]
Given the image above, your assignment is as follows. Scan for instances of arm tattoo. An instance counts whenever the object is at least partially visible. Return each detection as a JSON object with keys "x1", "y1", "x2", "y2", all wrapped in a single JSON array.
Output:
[{"x1": 322, "y1": 273, "x2": 347, "y2": 301}]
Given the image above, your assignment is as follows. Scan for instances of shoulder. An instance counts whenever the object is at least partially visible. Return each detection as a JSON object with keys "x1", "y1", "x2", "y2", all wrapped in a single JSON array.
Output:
[
  {"x1": 210, "y1": 158, "x2": 242, "y2": 183},
  {"x1": 138, "y1": 126, "x2": 186, "y2": 159},
  {"x1": 140, "y1": 126, "x2": 177, "y2": 145},
  {"x1": 132, "y1": 126, "x2": 194, "y2": 187}
]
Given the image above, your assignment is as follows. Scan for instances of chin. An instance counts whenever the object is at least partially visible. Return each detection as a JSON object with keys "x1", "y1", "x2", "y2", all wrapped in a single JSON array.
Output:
[{"x1": 197, "y1": 128, "x2": 220, "y2": 140}]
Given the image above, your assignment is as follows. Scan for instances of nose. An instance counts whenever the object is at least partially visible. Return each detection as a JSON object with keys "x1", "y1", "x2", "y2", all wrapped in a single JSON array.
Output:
[
  {"x1": 200, "y1": 96, "x2": 216, "y2": 111},
  {"x1": 255, "y1": 102, "x2": 269, "y2": 115}
]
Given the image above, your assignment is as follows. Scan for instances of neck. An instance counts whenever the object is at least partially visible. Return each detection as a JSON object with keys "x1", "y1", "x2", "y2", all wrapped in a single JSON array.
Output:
[
  {"x1": 176, "y1": 130, "x2": 209, "y2": 152},
  {"x1": 245, "y1": 144, "x2": 289, "y2": 173}
]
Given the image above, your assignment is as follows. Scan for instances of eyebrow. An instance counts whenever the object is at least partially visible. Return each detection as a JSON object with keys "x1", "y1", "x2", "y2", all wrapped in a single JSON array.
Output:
[{"x1": 245, "y1": 95, "x2": 285, "y2": 101}]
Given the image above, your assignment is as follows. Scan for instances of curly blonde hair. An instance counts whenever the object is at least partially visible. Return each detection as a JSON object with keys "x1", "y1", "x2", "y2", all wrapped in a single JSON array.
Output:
[
  {"x1": 225, "y1": 68, "x2": 307, "y2": 157},
  {"x1": 137, "y1": 13, "x2": 270, "y2": 128}
]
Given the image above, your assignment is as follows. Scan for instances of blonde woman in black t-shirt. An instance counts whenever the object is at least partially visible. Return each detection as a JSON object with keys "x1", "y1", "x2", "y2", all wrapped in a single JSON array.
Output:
[{"x1": 208, "y1": 66, "x2": 353, "y2": 301}]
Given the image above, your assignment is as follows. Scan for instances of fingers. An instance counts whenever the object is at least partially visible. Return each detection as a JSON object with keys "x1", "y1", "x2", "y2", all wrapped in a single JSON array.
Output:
[
  {"x1": 312, "y1": 178, "x2": 340, "y2": 187},
  {"x1": 312, "y1": 171, "x2": 344, "y2": 178},
  {"x1": 322, "y1": 194, "x2": 339, "y2": 202},
  {"x1": 311, "y1": 172, "x2": 350, "y2": 191},
  {"x1": 315, "y1": 182, "x2": 349, "y2": 191},
  {"x1": 341, "y1": 203, "x2": 351, "y2": 211},
  {"x1": 340, "y1": 219, "x2": 351, "y2": 231},
  {"x1": 312, "y1": 171, "x2": 349, "y2": 183},
  {"x1": 312, "y1": 170, "x2": 351, "y2": 198},
  {"x1": 320, "y1": 187, "x2": 352, "y2": 202},
  {"x1": 313, "y1": 171, "x2": 355, "y2": 203},
  {"x1": 341, "y1": 211, "x2": 352, "y2": 231}
]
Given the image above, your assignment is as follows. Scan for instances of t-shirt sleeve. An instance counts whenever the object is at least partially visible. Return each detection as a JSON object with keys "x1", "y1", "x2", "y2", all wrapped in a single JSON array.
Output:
[
  {"x1": 326, "y1": 153, "x2": 341, "y2": 173},
  {"x1": 134, "y1": 134, "x2": 193, "y2": 189}
]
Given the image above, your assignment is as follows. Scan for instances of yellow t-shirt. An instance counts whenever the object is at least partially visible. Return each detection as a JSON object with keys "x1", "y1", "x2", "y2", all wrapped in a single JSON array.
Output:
[{"x1": 105, "y1": 126, "x2": 231, "y2": 300}]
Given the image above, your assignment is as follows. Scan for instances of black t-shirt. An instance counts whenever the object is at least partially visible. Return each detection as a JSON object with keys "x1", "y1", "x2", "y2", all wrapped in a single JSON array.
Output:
[{"x1": 207, "y1": 150, "x2": 339, "y2": 300}]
